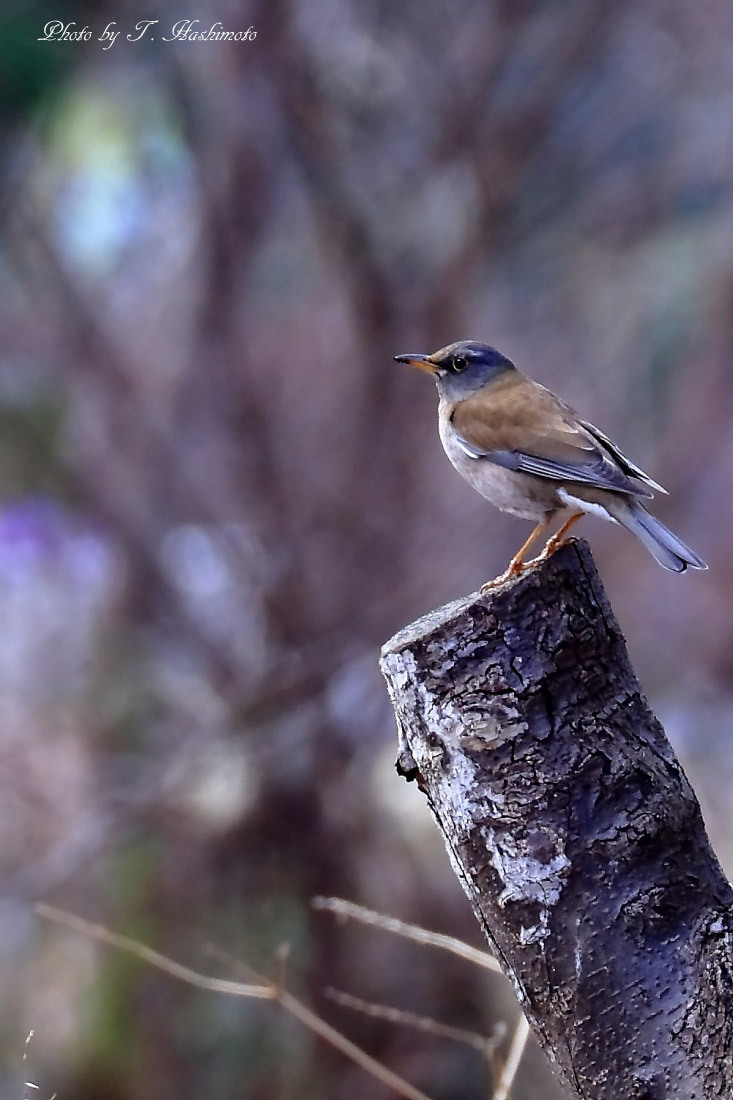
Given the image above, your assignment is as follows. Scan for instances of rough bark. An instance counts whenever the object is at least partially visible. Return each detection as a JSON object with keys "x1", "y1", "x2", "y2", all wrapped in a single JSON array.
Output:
[{"x1": 380, "y1": 540, "x2": 733, "y2": 1100}]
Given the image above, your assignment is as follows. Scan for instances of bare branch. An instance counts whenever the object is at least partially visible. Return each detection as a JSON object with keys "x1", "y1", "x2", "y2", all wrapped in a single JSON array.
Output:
[
  {"x1": 279, "y1": 990, "x2": 435, "y2": 1100},
  {"x1": 325, "y1": 987, "x2": 505, "y2": 1058},
  {"x1": 36, "y1": 904, "x2": 436, "y2": 1100},
  {"x1": 313, "y1": 897, "x2": 502, "y2": 973},
  {"x1": 35, "y1": 905, "x2": 274, "y2": 1001}
]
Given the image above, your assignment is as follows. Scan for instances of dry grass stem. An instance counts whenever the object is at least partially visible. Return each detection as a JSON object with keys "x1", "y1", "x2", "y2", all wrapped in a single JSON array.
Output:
[
  {"x1": 492, "y1": 1013, "x2": 530, "y2": 1100},
  {"x1": 312, "y1": 897, "x2": 502, "y2": 973}
]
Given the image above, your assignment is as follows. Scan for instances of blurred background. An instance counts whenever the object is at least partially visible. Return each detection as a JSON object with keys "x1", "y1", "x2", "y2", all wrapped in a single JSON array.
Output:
[{"x1": 1, "y1": 0, "x2": 732, "y2": 1097}]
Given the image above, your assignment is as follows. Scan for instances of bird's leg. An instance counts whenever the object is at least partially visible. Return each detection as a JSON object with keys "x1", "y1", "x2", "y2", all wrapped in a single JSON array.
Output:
[
  {"x1": 508, "y1": 517, "x2": 554, "y2": 572},
  {"x1": 481, "y1": 517, "x2": 551, "y2": 592},
  {"x1": 535, "y1": 511, "x2": 584, "y2": 561}
]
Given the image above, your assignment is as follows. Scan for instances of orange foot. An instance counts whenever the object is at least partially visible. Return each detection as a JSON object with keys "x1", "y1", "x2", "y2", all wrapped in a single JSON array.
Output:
[{"x1": 480, "y1": 558, "x2": 530, "y2": 593}]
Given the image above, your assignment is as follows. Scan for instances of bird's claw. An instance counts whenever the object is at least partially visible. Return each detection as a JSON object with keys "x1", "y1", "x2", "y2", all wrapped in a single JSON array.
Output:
[
  {"x1": 480, "y1": 559, "x2": 529, "y2": 592},
  {"x1": 532, "y1": 540, "x2": 561, "y2": 563}
]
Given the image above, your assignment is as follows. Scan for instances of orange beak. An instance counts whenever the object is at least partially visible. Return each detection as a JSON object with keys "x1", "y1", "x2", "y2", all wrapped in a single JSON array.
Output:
[{"x1": 393, "y1": 353, "x2": 438, "y2": 374}]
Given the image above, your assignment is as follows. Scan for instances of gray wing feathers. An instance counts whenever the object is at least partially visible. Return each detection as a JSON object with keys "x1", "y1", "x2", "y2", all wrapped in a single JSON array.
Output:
[
  {"x1": 577, "y1": 419, "x2": 667, "y2": 495},
  {"x1": 462, "y1": 444, "x2": 655, "y2": 498}
]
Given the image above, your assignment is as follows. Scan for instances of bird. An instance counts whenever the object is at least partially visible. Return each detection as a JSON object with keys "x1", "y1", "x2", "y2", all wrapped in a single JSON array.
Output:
[{"x1": 394, "y1": 340, "x2": 706, "y2": 585}]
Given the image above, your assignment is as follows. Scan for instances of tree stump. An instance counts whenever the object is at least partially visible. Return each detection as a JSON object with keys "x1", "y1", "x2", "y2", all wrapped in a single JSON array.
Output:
[{"x1": 380, "y1": 540, "x2": 733, "y2": 1100}]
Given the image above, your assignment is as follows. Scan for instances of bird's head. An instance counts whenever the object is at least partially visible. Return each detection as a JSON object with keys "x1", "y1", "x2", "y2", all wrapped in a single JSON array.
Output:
[{"x1": 394, "y1": 341, "x2": 515, "y2": 400}]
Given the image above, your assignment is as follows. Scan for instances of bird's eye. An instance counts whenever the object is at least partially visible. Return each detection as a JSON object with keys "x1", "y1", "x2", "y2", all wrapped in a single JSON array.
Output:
[{"x1": 452, "y1": 356, "x2": 468, "y2": 372}]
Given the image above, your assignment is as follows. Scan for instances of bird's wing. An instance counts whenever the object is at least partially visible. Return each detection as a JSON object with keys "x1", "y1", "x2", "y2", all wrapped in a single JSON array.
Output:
[
  {"x1": 450, "y1": 377, "x2": 655, "y2": 498},
  {"x1": 576, "y1": 419, "x2": 667, "y2": 494}
]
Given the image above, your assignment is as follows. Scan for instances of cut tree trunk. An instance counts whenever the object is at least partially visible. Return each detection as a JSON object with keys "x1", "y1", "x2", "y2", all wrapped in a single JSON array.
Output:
[{"x1": 380, "y1": 540, "x2": 733, "y2": 1100}]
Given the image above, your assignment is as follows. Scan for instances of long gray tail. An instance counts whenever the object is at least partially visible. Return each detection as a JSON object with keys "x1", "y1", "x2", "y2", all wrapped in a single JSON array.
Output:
[{"x1": 609, "y1": 499, "x2": 707, "y2": 572}]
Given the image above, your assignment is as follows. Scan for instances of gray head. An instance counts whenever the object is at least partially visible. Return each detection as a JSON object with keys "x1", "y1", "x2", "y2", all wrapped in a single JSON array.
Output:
[{"x1": 394, "y1": 340, "x2": 516, "y2": 401}]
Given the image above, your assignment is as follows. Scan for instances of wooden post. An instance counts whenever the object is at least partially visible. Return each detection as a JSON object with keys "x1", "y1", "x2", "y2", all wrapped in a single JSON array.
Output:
[{"x1": 380, "y1": 540, "x2": 733, "y2": 1100}]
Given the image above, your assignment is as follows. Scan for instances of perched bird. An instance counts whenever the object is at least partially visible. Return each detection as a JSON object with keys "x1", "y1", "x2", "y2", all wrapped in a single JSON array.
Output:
[{"x1": 395, "y1": 340, "x2": 706, "y2": 584}]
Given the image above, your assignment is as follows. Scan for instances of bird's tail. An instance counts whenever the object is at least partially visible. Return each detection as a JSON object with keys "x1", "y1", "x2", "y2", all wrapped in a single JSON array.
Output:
[{"x1": 609, "y1": 498, "x2": 707, "y2": 573}]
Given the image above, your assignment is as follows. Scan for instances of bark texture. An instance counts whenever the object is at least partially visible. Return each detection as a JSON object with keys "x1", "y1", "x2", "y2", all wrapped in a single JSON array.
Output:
[{"x1": 380, "y1": 540, "x2": 733, "y2": 1100}]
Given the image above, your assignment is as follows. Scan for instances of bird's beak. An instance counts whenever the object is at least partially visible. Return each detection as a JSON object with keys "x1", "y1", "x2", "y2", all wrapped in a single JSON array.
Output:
[{"x1": 394, "y1": 353, "x2": 439, "y2": 374}]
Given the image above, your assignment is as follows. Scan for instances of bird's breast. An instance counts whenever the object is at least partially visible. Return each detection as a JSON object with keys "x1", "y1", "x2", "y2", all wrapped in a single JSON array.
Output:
[{"x1": 437, "y1": 404, "x2": 556, "y2": 521}]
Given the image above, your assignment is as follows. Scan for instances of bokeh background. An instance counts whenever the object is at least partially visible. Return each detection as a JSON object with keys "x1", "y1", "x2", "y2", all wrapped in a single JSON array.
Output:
[{"x1": 2, "y1": 1, "x2": 733, "y2": 1097}]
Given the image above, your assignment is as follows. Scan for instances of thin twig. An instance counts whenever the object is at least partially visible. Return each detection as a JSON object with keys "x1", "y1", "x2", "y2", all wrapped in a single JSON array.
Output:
[
  {"x1": 278, "y1": 989, "x2": 433, "y2": 1100},
  {"x1": 273, "y1": 942, "x2": 291, "y2": 996},
  {"x1": 325, "y1": 987, "x2": 506, "y2": 1057},
  {"x1": 492, "y1": 1014, "x2": 530, "y2": 1100},
  {"x1": 312, "y1": 897, "x2": 502, "y2": 973},
  {"x1": 203, "y1": 941, "x2": 267, "y2": 985},
  {"x1": 36, "y1": 904, "x2": 435, "y2": 1100},
  {"x1": 35, "y1": 905, "x2": 274, "y2": 1000}
]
